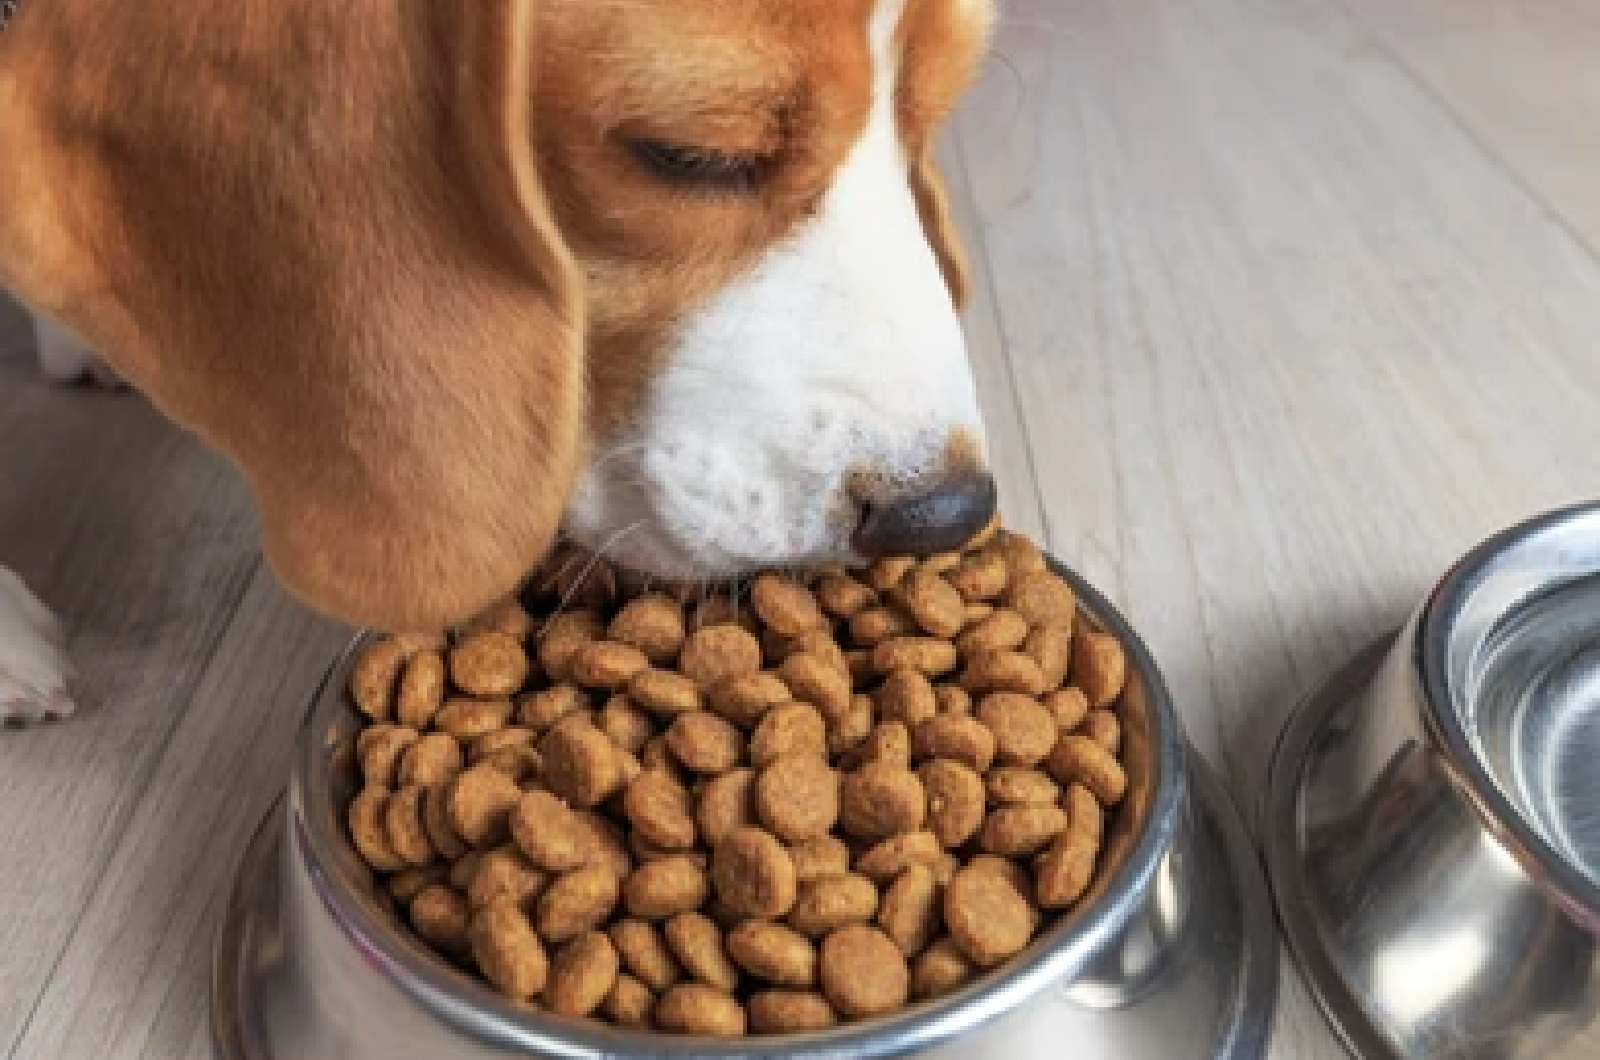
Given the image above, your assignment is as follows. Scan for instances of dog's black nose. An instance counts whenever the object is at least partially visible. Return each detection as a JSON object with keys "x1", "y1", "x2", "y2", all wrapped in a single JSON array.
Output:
[{"x1": 852, "y1": 471, "x2": 998, "y2": 558}]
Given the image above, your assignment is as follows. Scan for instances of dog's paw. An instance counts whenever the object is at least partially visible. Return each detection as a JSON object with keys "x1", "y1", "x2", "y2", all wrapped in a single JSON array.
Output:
[
  {"x1": 33, "y1": 316, "x2": 126, "y2": 389},
  {"x1": 0, "y1": 568, "x2": 76, "y2": 725}
]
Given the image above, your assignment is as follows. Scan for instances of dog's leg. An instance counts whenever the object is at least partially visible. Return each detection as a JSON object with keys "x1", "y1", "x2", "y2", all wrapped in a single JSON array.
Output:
[
  {"x1": 0, "y1": 567, "x2": 75, "y2": 723},
  {"x1": 32, "y1": 311, "x2": 124, "y2": 388}
]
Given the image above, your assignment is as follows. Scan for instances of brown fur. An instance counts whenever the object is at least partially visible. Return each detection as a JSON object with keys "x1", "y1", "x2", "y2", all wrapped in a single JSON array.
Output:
[{"x1": 0, "y1": 0, "x2": 990, "y2": 631}]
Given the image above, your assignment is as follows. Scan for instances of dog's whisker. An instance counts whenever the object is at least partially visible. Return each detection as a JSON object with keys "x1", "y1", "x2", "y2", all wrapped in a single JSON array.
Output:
[{"x1": 538, "y1": 519, "x2": 645, "y2": 637}]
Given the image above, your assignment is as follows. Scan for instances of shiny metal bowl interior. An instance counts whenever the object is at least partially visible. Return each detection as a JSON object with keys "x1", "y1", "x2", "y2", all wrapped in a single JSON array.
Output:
[
  {"x1": 1422, "y1": 502, "x2": 1600, "y2": 915},
  {"x1": 288, "y1": 560, "x2": 1185, "y2": 1058}
]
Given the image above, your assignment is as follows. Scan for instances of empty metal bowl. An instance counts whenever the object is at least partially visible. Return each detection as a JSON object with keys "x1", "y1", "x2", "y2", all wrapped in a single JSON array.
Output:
[
  {"x1": 1265, "y1": 502, "x2": 1600, "y2": 1060},
  {"x1": 213, "y1": 559, "x2": 1279, "y2": 1060}
]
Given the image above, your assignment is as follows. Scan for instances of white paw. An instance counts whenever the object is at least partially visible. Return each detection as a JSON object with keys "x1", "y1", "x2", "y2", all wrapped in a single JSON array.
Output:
[
  {"x1": 0, "y1": 568, "x2": 76, "y2": 724},
  {"x1": 33, "y1": 314, "x2": 125, "y2": 388}
]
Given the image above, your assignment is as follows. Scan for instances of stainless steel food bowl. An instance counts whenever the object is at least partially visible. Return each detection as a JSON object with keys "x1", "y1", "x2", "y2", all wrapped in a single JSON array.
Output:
[
  {"x1": 1265, "y1": 502, "x2": 1600, "y2": 1060},
  {"x1": 213, "y1": 560, "x2": 1279, "y2": 1060}
]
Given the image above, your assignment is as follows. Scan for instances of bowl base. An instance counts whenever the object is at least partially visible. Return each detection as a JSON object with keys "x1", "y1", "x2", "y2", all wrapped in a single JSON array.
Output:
[{"x1": 212, "y1": 745, "x2": 1276, "y2": 1060}]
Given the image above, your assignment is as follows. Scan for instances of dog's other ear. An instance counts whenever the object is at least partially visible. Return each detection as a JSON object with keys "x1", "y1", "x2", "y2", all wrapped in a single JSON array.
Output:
[
  {"x1": 910, "y1": 143, "x2": 972, "y2": 310},
  {"x1": 1, "y1": 0, "x2": 583, "y2": 631}
]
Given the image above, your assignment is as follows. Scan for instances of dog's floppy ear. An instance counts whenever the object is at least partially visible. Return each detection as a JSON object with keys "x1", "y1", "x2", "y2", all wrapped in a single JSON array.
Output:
[
  {"x1": 910, "y1": 143, "x2": 972, "y2": 311},
  {"x1": 4, "y1": 0, "x2": 583, "y2": 631}
]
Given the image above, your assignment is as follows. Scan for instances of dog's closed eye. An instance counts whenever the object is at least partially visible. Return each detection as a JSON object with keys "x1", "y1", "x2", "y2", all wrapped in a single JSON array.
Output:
[{"x1": 627, "y1": 138, "x2": 769, "y2": 194}]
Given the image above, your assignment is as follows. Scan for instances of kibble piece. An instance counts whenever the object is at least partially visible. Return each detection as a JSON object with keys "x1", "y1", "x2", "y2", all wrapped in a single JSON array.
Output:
[
  {"x1": 542, "y1": 722, "x2": 623, "y2": 807},
  {"x1": 610, "y1": 919, "x2": 681, "y2": 991},
  {"x1": 751, "y1": 574, "x2": 827, "y2": 637},
  {"x1": 627, "y1": 669, "x2": 703, "y2": 717},
  {"x1": 944, "y1": 864, "x2": 1036, "y2": 967},
  {"x1": 434, "y1": 697, "x2": 514, "y2": 743},
  {"x1": 711, "y1": 827, "x2": 797, "y2": 918},
  {"x1": 608, "y1": 594, "x2": 686, "y2": 665},
  {"x1": 933, "y1": 685, "x2": 972, "y2": 716},
  {"x1": 948, "y1": 551, "x2": 1009, "y2": 602},
  {"x1": 956, "y1": 609, "x2": 1029, "y2": 657},
  {"x1": 410, "y1": 884, "x2": 471, "y2": 961},
  {"x1": 544, "y1": 931, "x2": 620, "y2": 1017},
  {"x1": 961, "y1": 651, "x2": 1049, "y2": 698},
  {"x1": 986, "y1": 766, "x2": 1061, "y2": 805},
  {"x1": 844, "y1": 649, "x2": 876, "y2": 687},
  {"x1": 1024, "y1": 623, "x2": 1072, "y2": 689},
  {"x1": 912, "y1": 937, "x2": 975, "y2": 999},
  {"x1": 976, "y1": 692, "x2": 1057, "y2": 766},
  {"x1": 919, "y1": 759, "x2": 987, "y2": 849},
  {"x1": 1065, "y1": 782, "x2": 1105, "y2": 845},
  {"x1": 604, "y1": 973, "x2": 655, "y2": 1027},
  {"x1": 463, "y1": 597, "x2": 533, "y2": 644},
  {"x1": 748, "y1": 990, "x2": 838, "y2": 1034},
  {"x1": 871, "y1": 637, "x2": 959, "y2": 678},
  {"x1": 349, "y1": 786, "x2": 406, "y2": 872},
  {"x1": 389, "y1": 864, "x2": 448, "y2": 904},
  {"x1": 509, "y1": 790, "x2": 589, "y2": 872},
  {"x1": 816, "y1": 574, "x2": 875, "y2": 620},
  {"x1": 912, "y1": 714, "x2": 996, "y2": 773},
  {"x1": 878, "y1": 864, "x2": 941, "y2": 956},
  {"x1": 787, "y1": 874, "x2": 880, "y2": 938},
  {"x1": 399, "y1": 731, "x2": 464, "y2": 788},
  {"x1": 569, "y1": 641, "x2": 651, "y2": 691},
  {"x1": 444, "y1": 764, "x2": 521, "y2": 848},
  {"x1": 849, "y1": 605, "x2": 917, "y2": 646},
  {"x1": 778, "y1": 653, "x2": 852, "y2": 720},
  {"x1": 707, "y1": 672, "x2": 790, "y2": 729},
  {"x1": 597, "y1": 696, "x2": 653, "y2": 754},
  {"x1": 819, "y1": 925, "x2": 909, "y2": 1018},
  {"x1": 450, "y1": 631, "x2": 529, "y2": 697},
  {"x1": 788, "y1": 834, "x2": 851, "y2": 883},
  {"x1": 469, "y1": 901, "x2": 549, "y2": 1001},
  {"x1": 979, "y1": 804, "x2": 1069, "y2": 856},
  {"x1": 1036, "y1": 828, "x2": 1098, "y2": 909},
  {"x1": 867, "y1": 556, "x2": 917, "y2": 593},
  {"x1": 423, "y1": 783, "x2": 470, "y2": 861},
  {"x1": 1082, "y1": 708, "x2": 1122, "y2": 754},
  {"x1": 875, "y1": 669, "x2": 937, "y2": 728},
  {"x1": 678, "y1": 624, "x2": 763, "y2": 688},
  {"x1": 517, "y1": 684, "x2": 586, "y2": 733},
  {"x1": 396, "y1": 650, "x2": 447, "y2": 729},
  {"x1": 893, "y1": 570, "x2": 967, "y2": 639},
  {"x1": 654, "y1": 983, "x2": 746, "y2": 1037},
  {"x1": 963, "y1": 603, "x2": 995, "y2": 626},
  {"x1": 967, "y1": 853, "x2": 1035, "y2": 897},
  {"x1": 467, "y1": 844, "x2": 549, "y2": 911},
  {"x1": 630, "y1": 832, "x2": 707, "y2": 867},
  {"x1": 727, "y1": 920, "x2": 818, "y2": 987},
  {"x1": 1044, "y1": 687, "x2": 1089, "y2": 732},
  {"x1": 469, "y1": 727, "x2": 541, "y2": 781},
  {"x1": 358, "y1": 725, "x2": 420, "y2": 788},
  {"x1": 696, "y1": 767, "x2": 757, "y2": 847},
  {"x1": 622, "y1": 770, "x2": 697, "y2": 850},
  {"x1": 350, "y1": 638, "x2": 411, "y2": 720},
  {"x1": 665, "y1": 712, "x2": 744, "y2": 774},
  {"x1": 859, "y1": 720, "x2": 912, "y2": 768},
  {"x1": 624, "y1": 856, "x2": 709, "y2": 920},
  {"x1": 994, "y1": 530, "x2": 1048, "y2": 574},
  {"x1": 839, "y1": 762, "x2": 925, "y2": 841},
  {"x1": 571, "y1": 810, "x2": 635, "y2": 881},
  {"x1": 855, "y1": 830, "x2": 944, "y2": 882},
  {"x1": 663, "y1": 912, "x2": 740, "y2": 992},
  {"x1": 756, "y1": 753, "x2": 839, "y2": 842},
  {"x1": 827, "y1": 694, "x2": 875, "y2": 756},
  {"x1": 749, "y1": 702, "x2": 828, "y2": 766},
  {"x1": 686, "y1": 596, "x2": 757, "y2": 635},
  {"x1": 385, "y1": 785, "x2": 437, "y2": 866},
  {"x1": 535, "y1": 865, "x2": 621, "y2": 943},
  {"x1": 538, "y1": 611, "x2": 607, "y2": 682},
  {"x1": 1002, "y1": 570, "x2": 1075, "y2": 628},
  {"x1": 1044, "y1": 734, "x2": 1128, "y2": 805}
]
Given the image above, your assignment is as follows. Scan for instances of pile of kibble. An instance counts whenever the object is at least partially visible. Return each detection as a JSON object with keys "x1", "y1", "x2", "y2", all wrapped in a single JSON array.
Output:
[{"x1": 344, "y1": 524, "x2": 1130, "y2": 1037}]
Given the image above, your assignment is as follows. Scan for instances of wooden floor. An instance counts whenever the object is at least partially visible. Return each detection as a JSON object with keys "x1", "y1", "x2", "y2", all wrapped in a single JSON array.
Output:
[{"x1": 6, "y1": 0, "x2": 1600, "y2": 1056}]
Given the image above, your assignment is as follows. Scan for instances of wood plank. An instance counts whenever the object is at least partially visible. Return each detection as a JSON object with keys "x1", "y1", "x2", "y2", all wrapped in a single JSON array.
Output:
[
  {"x1": 8, "y1": 569, "x2": 343, "y2": 1060},
  {"x1": 1338, "y1": 0, "x2": 1600, "y2": 252},
  {"x1": 954, "y1": 1, "x2": 1600, "y2": 1054},
  {"x1": 0, "y1": 369, "x2": 262, "y2": 1053}
]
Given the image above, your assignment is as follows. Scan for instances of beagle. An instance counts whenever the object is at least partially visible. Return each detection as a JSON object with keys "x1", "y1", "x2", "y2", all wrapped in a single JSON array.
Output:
[{"x1": 0, "y1": 0, "x2": 998, "y2": 720}]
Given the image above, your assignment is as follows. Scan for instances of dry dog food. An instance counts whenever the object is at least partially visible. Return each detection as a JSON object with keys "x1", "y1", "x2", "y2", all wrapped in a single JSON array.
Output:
[{"x1": 346, "y1": 524, "x2": 1132, "y2": 1036}]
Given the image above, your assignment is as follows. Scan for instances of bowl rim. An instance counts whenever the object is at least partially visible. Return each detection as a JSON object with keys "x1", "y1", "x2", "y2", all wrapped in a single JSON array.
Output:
[
  {"x1": 287, "y1": 557, "x2": 1188, "y2": 1057},
  {"x1": 1418, "y1": 499, "x2": 1600, "y2": 925}
]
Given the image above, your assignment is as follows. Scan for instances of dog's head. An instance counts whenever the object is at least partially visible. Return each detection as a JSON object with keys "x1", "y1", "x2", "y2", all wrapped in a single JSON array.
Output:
[{"x1": 0, "y1": 0, "x2": 995, "y2": 630}]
